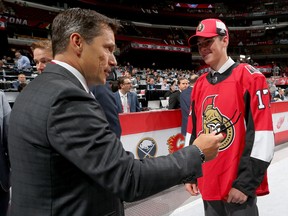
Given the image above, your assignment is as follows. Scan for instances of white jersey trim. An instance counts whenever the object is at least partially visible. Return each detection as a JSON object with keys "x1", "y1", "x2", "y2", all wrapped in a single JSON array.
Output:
[
  {"x1": 251, "y1": 131, "x2": 274, "y2": 162},
  {"x1": 185, "y1": 133, "x2": 191, "y2": 147}
]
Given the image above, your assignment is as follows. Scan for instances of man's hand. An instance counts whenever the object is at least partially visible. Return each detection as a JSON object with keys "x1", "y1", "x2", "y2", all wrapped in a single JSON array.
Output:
[
  {"x1": 193, "y1": 132, "x2": 224, "y2": 162},
  {"x1": 226, "y1": 188, "x2": 248, "y2": 204},
  {"x1": 185, "y1": 183, "x2": 200, "y2": 196}
]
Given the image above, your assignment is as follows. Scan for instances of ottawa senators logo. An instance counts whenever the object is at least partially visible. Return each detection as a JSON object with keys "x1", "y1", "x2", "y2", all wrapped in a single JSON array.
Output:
[
  {"x1": 197, "y1": 23, "x2": 204, "y2": 32},
  {"x1": 199, "y1": 95, "x2": 236, "y2": 151}
]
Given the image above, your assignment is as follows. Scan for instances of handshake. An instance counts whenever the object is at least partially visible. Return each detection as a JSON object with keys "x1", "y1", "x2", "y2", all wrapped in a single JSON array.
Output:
[{"x1": 192, "y1": 132, "x2": 224, "y2": 162}]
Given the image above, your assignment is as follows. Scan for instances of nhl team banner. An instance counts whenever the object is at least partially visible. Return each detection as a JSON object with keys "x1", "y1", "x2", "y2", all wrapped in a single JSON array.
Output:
[
  {"x1": 119, "y1": 102, "x2": 288, "y2": 159},
  {"x1": 119, "y1": 110, "x2": 185, "y2": 159},
  {"x1": 271, "y1": 101, "x2": 288, "y2": 145}
]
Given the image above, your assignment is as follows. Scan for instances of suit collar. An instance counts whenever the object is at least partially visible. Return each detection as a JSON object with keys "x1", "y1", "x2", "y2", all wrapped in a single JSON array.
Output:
[
  {"x1": 52, "y1": 60, "x2": 89, "y2": 93},
  {"x1": 44, "y1": 63, "x2": 86, "y2": 92}
]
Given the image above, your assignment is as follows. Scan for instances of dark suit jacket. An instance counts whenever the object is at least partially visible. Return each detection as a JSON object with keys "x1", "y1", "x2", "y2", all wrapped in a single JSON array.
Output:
[
  {"x1": 180, "y1": 86, "x2": 192, "y2": 135},
  {"x1": 8, "y1": 63, "x2": 203, "y2": 216},
  {"x1": 168, "y1": 90, "x2": 181, "y2": 109},
  {"x1": 0, "y1": 91, "x2": 11, "y2": 192},
  {"x1": 90, "y1": 83, "x2": 122, "y2": 138},
  {"x1": 114, "y1": 91, "x2": 140, "y2": 113}
]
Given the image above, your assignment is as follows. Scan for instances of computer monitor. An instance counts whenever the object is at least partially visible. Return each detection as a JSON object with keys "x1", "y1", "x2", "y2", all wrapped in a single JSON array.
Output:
[{"x1": 147, "y1": 100, "x2": 161, "y2": 110}]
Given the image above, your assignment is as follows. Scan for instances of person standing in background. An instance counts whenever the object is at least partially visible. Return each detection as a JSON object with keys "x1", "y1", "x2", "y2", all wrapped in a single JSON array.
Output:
[
  {"x1": 185, "y1": 18, "x2": 274, "y2": 216},
  {"x1": 8, "y1": 8, "x2": 223, "y2": 216},
  {"x1": 180, "y1": 74, "x2": 199, "y2": 136},
  {"x1": 0, "y1": 91, "x2": 11, "y2": 216},
  {"x1": 168, "y1": 77, "x2": 189, "y2": 109},
  {"x1": 31, "y1": 40, "x2": 53, "y2": 74}
]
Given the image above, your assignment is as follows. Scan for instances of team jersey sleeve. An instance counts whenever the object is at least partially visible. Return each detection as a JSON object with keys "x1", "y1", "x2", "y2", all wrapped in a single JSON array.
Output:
[{"x1": 232, "y1": 65, "x2": 275, "y2": 196}]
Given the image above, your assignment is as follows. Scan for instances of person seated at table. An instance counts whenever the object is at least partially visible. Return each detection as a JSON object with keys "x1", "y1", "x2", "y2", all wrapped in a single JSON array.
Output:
[
  {"x1": 164, "y1": 80, "x2": 177, "y2": 99},
  {"x1": 147, "y1": 77, "x2": 156, "y2": 90},
  {"x1": 13, "y1": 73, "x2": 27, "y2": 89},
  {"x1": 114, "y1": 76, "x2": 140, "y2": 113}
]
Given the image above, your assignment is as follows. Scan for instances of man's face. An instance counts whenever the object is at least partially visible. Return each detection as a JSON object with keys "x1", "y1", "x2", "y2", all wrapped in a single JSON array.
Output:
[
  {"x1": 15, "y1": 52, "x2": 21, "y2": 59},
  {"x1": 178, "y1": 79, "x2": 189, "y2": 91},
  {"x1": 81, "y1": 27, "x2": 117, "y2": 85},
  {"x1": 33, "y1": 48, "x2": 53, "y2": 73},
  {"x1": 121, "y1": 78, "x2": 132, "y2": 93},
  {"x1": 18, "y1": 74, "x2": 26, "y2": 83}
]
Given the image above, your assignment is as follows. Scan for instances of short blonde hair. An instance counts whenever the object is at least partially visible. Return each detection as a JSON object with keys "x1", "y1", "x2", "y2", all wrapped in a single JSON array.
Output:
[{"x1": 31, "y1": 40, "x2": 52, "y2": 53}]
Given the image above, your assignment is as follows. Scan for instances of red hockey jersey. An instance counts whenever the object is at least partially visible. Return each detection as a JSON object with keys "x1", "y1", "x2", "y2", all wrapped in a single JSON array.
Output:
[{"x1": 186, "y1": 63, "x2": 274, "y2": 201}]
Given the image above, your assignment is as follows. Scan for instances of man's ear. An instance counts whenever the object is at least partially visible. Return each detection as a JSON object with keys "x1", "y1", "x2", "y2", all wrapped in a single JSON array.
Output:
[{"x1": 70, "y1": 33, "x2": 83, "y2": 55}]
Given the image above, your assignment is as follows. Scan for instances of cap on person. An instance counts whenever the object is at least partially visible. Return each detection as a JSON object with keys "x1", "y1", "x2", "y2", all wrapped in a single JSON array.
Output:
[{"x1": 188, "y1": 18, "x2": 228, "y2": 45}]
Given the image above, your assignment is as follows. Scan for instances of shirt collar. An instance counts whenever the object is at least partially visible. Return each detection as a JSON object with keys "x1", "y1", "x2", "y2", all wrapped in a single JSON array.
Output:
[
  {"x1": 52, "y1": 60, "x2": 90, "y2": 93},
  {"x1": 119, "y1": 90, "x2": 127, "y2": 97},
  {"x1": 211, "y1": 57, "x2": 235, "y2": 75}
]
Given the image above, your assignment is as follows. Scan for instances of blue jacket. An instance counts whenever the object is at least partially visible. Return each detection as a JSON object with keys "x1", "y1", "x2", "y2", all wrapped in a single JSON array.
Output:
[{"x1": 114, "y1": 91, "x2": 140, "y2": 113}]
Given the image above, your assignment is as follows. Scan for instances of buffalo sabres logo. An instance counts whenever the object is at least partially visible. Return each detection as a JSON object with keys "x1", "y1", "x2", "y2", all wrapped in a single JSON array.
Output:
[
  {"x1": 197, "y1": 23, "x2": 204, "y2": 32},
  {"x1": 137, "y1": 137, "x2": 157, "y2": 159},
  {"x1": 200, "y1": 95, "x2": 237, "y2": 151}
]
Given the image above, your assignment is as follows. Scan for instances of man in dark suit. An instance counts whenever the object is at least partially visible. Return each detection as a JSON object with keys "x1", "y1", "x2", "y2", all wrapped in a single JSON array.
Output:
[
  {"x1": 8, "y1": 8, "x2": 223, "y2": 216},
  {"x1": 0, "y1": 91, "x2": 11, "y2": 216},
  {"x1": 114, "y1": 76, "x2": 140, "y2": 113},
  {"x1": 180, "y1": 74, "x2": 199, "y2": 136},
  {"x1": 91, "y1": 69, "x2": 122, "y2": 138},
  {"x1": 168, "y1": 77, "x2": 189, "y2": 109}
]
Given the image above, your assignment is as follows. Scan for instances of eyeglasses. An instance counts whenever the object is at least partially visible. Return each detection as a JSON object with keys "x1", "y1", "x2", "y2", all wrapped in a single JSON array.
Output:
[{"x1": 196, "y1": 37, "x2": 217, "y2": 49}]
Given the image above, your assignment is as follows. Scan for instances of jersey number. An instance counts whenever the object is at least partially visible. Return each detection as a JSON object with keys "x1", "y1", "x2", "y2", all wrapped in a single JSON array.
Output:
[{"x1": 256, "y1": 89, "x2": 269, "y2": 109}]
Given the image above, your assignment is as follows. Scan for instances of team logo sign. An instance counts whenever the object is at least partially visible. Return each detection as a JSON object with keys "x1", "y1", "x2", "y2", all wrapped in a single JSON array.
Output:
[
  {"x1": 167, "y1": 133, "x2": 185, "y2": 154},
  {"x1": 137, "y1": 137, "x2": 157, "y2": 159},
  {"x1": 200, "y1": 95, "x2": 236, "y2": 151}
]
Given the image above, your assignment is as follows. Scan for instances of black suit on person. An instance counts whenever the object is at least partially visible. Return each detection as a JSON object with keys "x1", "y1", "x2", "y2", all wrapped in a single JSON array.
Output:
[
  {"x1": 168, "y1": 90, "x2": 181, "y2": 109},
  {"x1": 180, "y1": 86, "x2": 193, "y2": 136},
  {"x1": 8, "y1": 63, "x2": 203, "y2": 216},
  {"x1": 0, "y1": 91, "x2": 11, "y2": 216},
  {"x1": 90, "y1": 82, "x2": 122, "y2": 138}
]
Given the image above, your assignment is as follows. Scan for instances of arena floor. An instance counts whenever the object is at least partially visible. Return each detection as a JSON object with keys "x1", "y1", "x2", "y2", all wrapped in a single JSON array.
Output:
[{"x1": 124, "y1": 142, "x2": 288, "y2": 216}]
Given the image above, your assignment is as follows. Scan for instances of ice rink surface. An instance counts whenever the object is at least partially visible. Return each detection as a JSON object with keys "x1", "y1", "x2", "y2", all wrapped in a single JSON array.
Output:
[{"x1": 125, "y1": 143, "x2": 288, "y2": 216}]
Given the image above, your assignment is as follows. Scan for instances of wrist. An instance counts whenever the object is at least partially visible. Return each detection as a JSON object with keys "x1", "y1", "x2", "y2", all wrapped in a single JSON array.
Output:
[{"x1": 194, "y1": 145, "x2": 206, "y2": 163}]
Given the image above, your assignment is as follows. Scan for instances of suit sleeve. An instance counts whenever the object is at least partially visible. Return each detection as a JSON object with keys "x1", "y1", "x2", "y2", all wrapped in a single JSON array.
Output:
[
  {"x1": 232, "y1": 67, "x2": 274, "y2": 197},
  {"x1": 47, "y1": 88, "x2": 203, "y2": 202}
]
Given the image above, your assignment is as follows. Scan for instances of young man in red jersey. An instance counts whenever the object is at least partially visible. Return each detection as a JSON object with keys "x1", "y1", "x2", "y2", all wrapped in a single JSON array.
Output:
[{"x1": 185, "y1": 18, "x2": 275, "y2": 216}]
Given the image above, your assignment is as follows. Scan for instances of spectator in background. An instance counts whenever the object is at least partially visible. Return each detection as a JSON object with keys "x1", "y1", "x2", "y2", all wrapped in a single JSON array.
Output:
[
  {"x1": 31, "y1": 40, "x2": 53, "y2": 74},
  {"x1": 164, "y1": 80, "x2": 177, "y2": 98},
  {"x1": 124, "y1": 70, "x2": 138, "y2": 92},
  {"x1": 13, "y1": 73, "x2": 26, "y2": 89},
  {"x1": 185, "y1": 18, "x2": 274, "y2": 216},
  {"x1": 147, "y1": 77, "x2": 156, "y2": 90},
  {"x1": 161, "y1": 78, "x2": 170, "y2": 90},
  {"x1": 168, "y1": 77, "x2": 189, "y2": 109},
  {"x1": 114, "y1": 76, "x2": 140, "y2": 113},
  {"x1": 180, "y1": 74, "x2": 199, "y2": 136},
  {"x1": 14, "y1": 50, "x2": 31, "y2": 71},
  {"x1": 0, "y1": 91, "x2": 11, "y2": 216}
]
